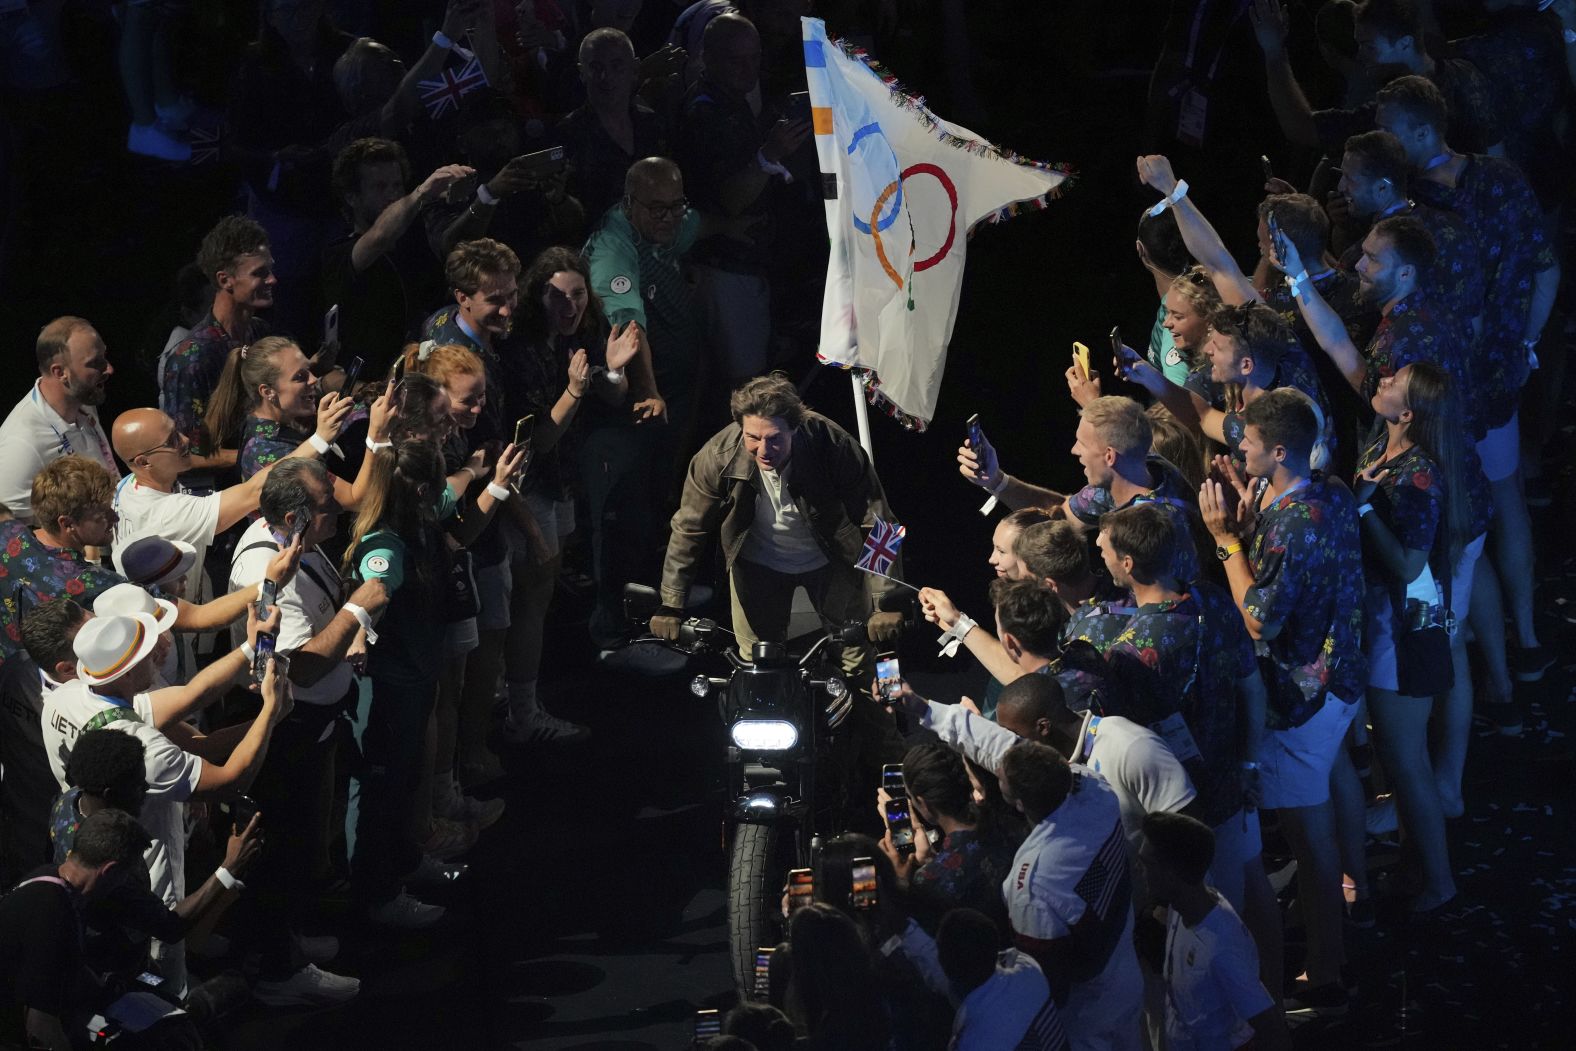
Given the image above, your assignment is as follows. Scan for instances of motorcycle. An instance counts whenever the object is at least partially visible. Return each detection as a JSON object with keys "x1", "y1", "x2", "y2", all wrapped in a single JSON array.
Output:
[{"x1": 622, "y1": 583, "x2": 868, "y2": 999}]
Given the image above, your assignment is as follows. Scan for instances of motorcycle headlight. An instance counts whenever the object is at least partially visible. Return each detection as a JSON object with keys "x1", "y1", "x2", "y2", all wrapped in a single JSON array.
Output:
[
  {"x1": 730, "y1": 719, "x2": 799, "y2": 751},
  {"x1": 690, "y1": 674, "x2": 711, "y2": 698}
]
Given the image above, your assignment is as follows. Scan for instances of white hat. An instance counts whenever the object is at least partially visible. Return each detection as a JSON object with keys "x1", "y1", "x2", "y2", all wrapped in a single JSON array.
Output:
[
  {"x1": 93, "y1": 583, "x2": 178, "y2": 631},
  {"x1": 74, "y1": 613, "x2": 163, "y2": 686},
  {"x1": 112, "y1": 535, "x2": 197, "y2": 589}
]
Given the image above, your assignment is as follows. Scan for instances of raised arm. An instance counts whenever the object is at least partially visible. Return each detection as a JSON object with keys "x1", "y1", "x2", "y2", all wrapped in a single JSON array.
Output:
[
  {"x1": 1136, "y1": 155, "x2": 1258, "y2": 305},
  {"x1": 1275, "y1": 234, "x2": 1367, "y2": 393},
  {"x1": 1249, "y1": 0, "x2": 1323, "y2": 148},
  {"x1": 190, "y1": 655, "x2": 292, "y2": 800}
]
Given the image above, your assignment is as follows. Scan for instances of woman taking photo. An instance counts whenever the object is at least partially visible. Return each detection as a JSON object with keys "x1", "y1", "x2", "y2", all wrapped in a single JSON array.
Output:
[{"x1": 1354, "y1": 360, "x2": 1475, "y2": 914}]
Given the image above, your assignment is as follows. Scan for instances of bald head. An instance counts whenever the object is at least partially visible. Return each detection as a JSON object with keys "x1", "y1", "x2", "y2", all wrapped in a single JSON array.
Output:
[
  {"x1": 36, "y1": 317, "x2": 95, "y2": 374},
  {"x1": 625, "y1": 156, "x2": 682, "y2": 199},
  {"x1": 703, "y1": 13, "x2": 760, "y2": 96},
  {"x1": 112, "y1": 409, "x2": 178, "y2": 469},
  {"x1": 704, "y1": 12, "x2": 759, "y2": 50},
  {"x1": 996, "y1": 674, "x2": 1080, "y2": 755}
]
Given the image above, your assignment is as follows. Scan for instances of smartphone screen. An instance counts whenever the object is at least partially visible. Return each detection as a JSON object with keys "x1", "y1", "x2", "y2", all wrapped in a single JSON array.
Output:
[
  {"x1": 136, "y1": 971, "x2": 164, "y2": 988},
  {"x1": 787, "y1": 90, "x2": 811, "y2": 122},
  {"x1": 753, "y1": 947, "x2": 774, "y2": 999},
  {"x1": 875, "y1": 654, "x2": 901, "y2": 700},
  {"x1": 850, "y1": 858, "x2": 878, "y2": 910},
  {"x1": 787, "y1": 868, "x2": 814, "y2": 912},
  {"x1": 881, "y1": 763, "x2": 906, "y2": 797},
  {"x1": 965, "y1": 413, "x2": 985, "y2": 452},
  {"x1": 693, "y1": 1009, "x2": 721, "y2": 1044},
  {"x1": 884, "y1": 798, "x2": 915, "y2": 856}
]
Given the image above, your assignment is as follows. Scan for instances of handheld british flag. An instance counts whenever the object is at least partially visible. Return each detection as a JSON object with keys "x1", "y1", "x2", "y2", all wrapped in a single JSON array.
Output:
[
  {"x1": 855, "y1": 517, "x2": 905, "y2": 578},
  {"x1": 419, "y1": 54, "x2": 489, "y2": 119}
]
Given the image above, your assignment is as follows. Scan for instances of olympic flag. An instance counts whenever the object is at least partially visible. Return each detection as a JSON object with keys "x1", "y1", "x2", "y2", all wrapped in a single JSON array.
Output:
[{"x1": 802, "y1": 17, "x2": 1071, "y2": 430}]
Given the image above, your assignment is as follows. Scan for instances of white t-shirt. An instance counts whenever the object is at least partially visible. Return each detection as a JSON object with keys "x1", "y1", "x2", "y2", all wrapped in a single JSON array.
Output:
[
  {"x1": 1084, "y1": 715, "x2": 1196, "y2": 847},
  {"x1": 738, "y1": 465, "x2": 828, "y2": 573},
  {"x1": 0, "y1": 381, "x2": 118, "y2": 521},
  {"x1": 229, "y1": 517, "x2": 350, "y2": 708},
  {"x1": 1163, "y1": 893, "x2": 1273, "y2": 1051},
  {"x1": 41, "y1": 680, "x2": 203, "y2": 907},
  {"x1": 1006, "y1": 771, "x2": 1142, "y2": 1045},
  {"x1": 954, "y1": 949, "x2": 1067, "y2": 1051},
  {"x1": 112, "y1": 476, "x2": 222, "y2": 600}
]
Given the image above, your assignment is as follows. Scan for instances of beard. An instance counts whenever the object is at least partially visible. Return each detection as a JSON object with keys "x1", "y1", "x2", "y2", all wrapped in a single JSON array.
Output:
[{"x1": 68, "y1": 376, "x2": 107, "y2": 406}]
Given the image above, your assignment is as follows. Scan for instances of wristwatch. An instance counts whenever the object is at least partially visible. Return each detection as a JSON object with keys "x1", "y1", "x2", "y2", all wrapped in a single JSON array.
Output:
[{"x1": 1215, "y1": 541, "x2": 1243, "y2": 562}]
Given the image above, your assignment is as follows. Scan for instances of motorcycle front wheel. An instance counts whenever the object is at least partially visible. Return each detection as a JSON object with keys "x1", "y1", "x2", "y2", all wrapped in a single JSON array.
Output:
[{"x1": 727, "y1": 821, "x2": 793, "y2": 999}]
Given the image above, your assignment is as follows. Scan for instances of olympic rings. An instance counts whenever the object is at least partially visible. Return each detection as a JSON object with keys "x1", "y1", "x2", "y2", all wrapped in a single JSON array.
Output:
[
  {"x1": 847, "y1": 123, "x2": 904, "y2": 235},
  {"x1": 867, "y1": 163, "x2": 960, "y2": 290}
]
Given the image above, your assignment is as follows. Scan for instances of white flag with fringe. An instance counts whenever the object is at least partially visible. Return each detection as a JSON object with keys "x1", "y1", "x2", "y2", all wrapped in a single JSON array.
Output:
[{"x1": 802, "y1": 17, "x2": 1071, "y2": 430}]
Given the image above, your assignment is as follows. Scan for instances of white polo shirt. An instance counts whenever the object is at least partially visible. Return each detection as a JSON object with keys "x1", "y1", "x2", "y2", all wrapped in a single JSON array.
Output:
[
  {"x1": 41, "y1": 679, "x2": 203, "y2": 908},
  {"x1": 112, "y1": 476, "x2": 221, "y2": 600},
  {"x1": 0, "y1": 382, "x2": 118, "y2": 521},
  {"x1": 1163, "y1": 893, "x2": 1273, "y2": 1050},
  {"x1": 229, "y1": 517, "x2": 350, "y2": 709}
]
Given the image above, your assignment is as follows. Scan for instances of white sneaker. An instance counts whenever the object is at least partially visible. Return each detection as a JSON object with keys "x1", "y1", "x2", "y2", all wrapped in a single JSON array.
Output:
[
  {"x1": 502, "y1": 706, "x2": 590, "y2": 745},
  {"x1": 368, "y1": 891, "x2": 445, "y2": 930},
  {"x1": 402, "y1": 853, "x2": 469, "y2": 889},
  {"x1": 127, "y1": 122, "x2": 191, "y2": 162},
  {"x1": 294, "y1": 933, "x2": 339, "y2": 965},
  {"x1": 253, "y1": 964, "x2": 360, "y2": 1007}
]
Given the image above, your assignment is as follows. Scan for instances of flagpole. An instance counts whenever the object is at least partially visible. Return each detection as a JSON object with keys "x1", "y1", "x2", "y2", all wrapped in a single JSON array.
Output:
[{"x1": 850, "y1": 372, "x2": 874, "y2": 464}]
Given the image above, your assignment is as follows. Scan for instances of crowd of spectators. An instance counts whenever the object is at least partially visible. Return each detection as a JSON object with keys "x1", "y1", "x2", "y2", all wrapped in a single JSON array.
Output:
[{"x1": 0, "y1": 0, "x2": 1572, "y2": 1048}]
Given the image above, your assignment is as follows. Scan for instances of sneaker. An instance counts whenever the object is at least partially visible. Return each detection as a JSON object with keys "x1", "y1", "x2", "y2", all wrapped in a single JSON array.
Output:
[
  {"x1": 1512, "y1": 645, "x2": 1554, "y2": 683},
  {"x1": 127, "y1": 122, "x2": 191, "y2": 162},
  {"x1": 598, "y1": 638, "x2": 690, "y2": 676},
  {"x1": 419, "y1": 816, "x2": 477, "y2": 861},
  {"x1": 438, "y1": 790, "x2": 505, "y2": 831},
  {"x1": 1284, "y1": 980, "x2": 1349, "y2": 1021},
  {"x1": 403, "y1": 853, "x2": 470, "y2": 889},
  {"x1": 368, "y1": 891, "x2": 445, "y2": 930},
  {"x1": 502, "y1": 706, "x2": 591, "y2": 745},
  {"x1": 1366, "y1": 796, "x2": 1399, "y2": 836},
  {"x1": 253, "y1": 964, "x2": 361, "y2": 1007},
  {"x1": 294, "y1": 934, "x2": 339, "y2": 965},
  {"x1": 1482, "y1": 698, "x2": 1523, "y2": 736}
]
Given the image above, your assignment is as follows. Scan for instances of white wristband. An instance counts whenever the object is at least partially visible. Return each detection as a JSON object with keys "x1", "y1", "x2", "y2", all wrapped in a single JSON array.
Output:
[
  {"x1": 1146, "y1": 179, "x2": 1188, "y2": 217},
  {"x1": 344, "y1": 602, "x2": 379, "y2": 646},
  {"x1": 1358, "y1": 503, "x2": 1375, "y2": 518},
  {"x1": 365, "y1": 437, "x2": 392, "y2": 452},
  {"x1": 433, "y1": 29, "x2": 454, "y2": 50},
  {"x1": 215, "y1": 867, "x2": 245, "y2": 892},
  {"x1": 476, "y1": 183, "x2": 500, "y2": 206},
  {"x1": 486, "y1": 481, "x2": 512, "y2": 500},
  {"x1": 1288, "y1": 269, "x2": 1311, "y2": 299},
  {"x1": 988, "y1": 472, "x2": 1010, "y2": 496},
  {"x1": 240, "y1": 641, "x2": 256, "y2": 663},
  {"x1": 604, "y1": 368, "x2": 624, "y2": 383},
  {"x1": 307, "y1": 433, "x2": 331, "y2": 455},
  {"x1": 756, "y1": 148, "x2": 793, "y2": 182}
]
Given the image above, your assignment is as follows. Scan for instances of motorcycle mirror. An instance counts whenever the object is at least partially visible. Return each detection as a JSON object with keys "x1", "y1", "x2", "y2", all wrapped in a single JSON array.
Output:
[{"x1": 622, "y1": 582, "x2": 660, "y2": 621}]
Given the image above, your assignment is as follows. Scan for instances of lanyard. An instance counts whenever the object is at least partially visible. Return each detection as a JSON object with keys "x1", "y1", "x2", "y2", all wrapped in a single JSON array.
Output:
[
  {"x1": 1422, "y1": 152, "x2": 1452, "y2": 172},
  {"x1": 1260, "y1": 476, "x2": 1310, "y2": 516}
]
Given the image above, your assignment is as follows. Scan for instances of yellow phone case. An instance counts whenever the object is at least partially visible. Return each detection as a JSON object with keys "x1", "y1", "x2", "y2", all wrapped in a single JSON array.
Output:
[{"x1": 1072, "y1": 342, "x2": 1091, "y2": 381}]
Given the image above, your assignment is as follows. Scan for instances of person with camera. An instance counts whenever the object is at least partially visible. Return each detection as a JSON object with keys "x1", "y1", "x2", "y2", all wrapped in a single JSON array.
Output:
[{"x1": 650, "y1": 374, "x2": 904, "y2": 718}]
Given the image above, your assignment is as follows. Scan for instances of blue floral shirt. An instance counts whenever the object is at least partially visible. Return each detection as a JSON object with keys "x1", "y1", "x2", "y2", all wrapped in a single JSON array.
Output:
[
  {"x1": 1065, "y1": 454, "x2": 1204, "y2": 586},
  {"x1": 0, "y1": 522, "x2": 124, "y2": 670},
  {"x1": 238, "y1": 415, "x2": 309, "y2": 481},
  {"x1": 419, "y1": 307, "x2": 506, "y2": 443},
  {"x1": 160, "y1": 312, "x2": 269, "y2": 451},
  {"x1": 1364, "y1": 294, "x2": 1477, "y2": 438},
  {"x1": 1243, "y1": 475, "x2": 1367, "y2": 729}
]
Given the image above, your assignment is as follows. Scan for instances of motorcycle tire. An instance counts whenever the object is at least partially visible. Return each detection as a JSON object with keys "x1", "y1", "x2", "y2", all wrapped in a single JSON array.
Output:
[{"x1": 727, "y1": 821, "x2": 785, "y2": 999}]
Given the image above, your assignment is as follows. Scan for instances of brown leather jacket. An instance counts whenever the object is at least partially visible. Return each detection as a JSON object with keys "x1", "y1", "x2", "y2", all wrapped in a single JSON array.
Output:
[{"x1": 659, "y1": 411, "x2": 902, "y2": 608}]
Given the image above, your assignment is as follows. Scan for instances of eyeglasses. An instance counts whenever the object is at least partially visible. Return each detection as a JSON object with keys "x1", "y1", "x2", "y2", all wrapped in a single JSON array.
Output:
[
  {"x1": 633, "y1": 196, "x2": 688, "y2": 219},
  {"x1": 131, "y1": 433, "x2": 183, "y2": 461}
]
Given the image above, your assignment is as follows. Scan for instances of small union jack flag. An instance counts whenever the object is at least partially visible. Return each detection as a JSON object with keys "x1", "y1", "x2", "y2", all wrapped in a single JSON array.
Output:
[
  {"x1": 419, "y1": 55, "x2": 489, "y2": 119},
  {"x1": 188, "y1": 124, "x2": 222, "y2": 166},
  {"x1": 855, "y1": 518, "x2": 905, "y2": 577}
]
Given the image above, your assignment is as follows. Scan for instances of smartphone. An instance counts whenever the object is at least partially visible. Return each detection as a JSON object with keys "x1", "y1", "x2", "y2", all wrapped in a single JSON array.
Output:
[
  {"x1": 787, "y1": 90, "x2": 812, "y2": 123},
  {"x1": 323, "y1": 304, "x2": 339, "y2": 348},
  {"x1": 513, "y1": 414, "x2": 535, "y2": 448},
  {"x1": 229, "y1": 794, "x2": 259, "y2": 833},
  {"x1": 692, "y1": 1009, "x2": 721, "y2": 1045},
  {"x1": 391, "y1": 353, "x2": 408, "y2": 385},
  {"x1": 135, "y1": 971, "x2": 164, "y2": 988},
  {"x1": 753, "y1": 947, "x2": 774, "y2": 1000},
  {"x1": 253, "y1": 579, "x2": 280, "y2": 682},
  {"x1": 787, "y1": 868, "x2": 814, "y2": 912},
  {"x1": 1110, "y1": 326, "x2": 1141, "y2": 376},
  {"x1": 514, "y1": 145, "x2": 565, "y2": 178},
  {"x1": 875, "y1": 653, "x2": 901, "y2": 700},
  {"x1": 883, "y1": 797, "x2": 915, "y2": 856},
  {"x1": 341, "y1": 355, "x2": 365, "y2": 395},
  {"x1": 881, "y1": 763, "x2": 906, "y2": 798},
  {"x1": 1072, "y1": 341, "x2": 1092, "y2": 381},
  {"x1": 850, "y1": 857, "x2": 879, "y2": 910},
  {"x1": 1260, "y1": 154, "x2": 1274, "y2": 182}
]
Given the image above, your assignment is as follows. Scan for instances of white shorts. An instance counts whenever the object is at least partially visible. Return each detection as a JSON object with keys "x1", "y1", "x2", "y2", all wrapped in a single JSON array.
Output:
[
  {"x1": 444, "y1": 616, "x2": 479, "y2": 657},
  {"x1": 1449, "y1": 532, "x2": 1486, "y2": 626},
  {"x1": 1475, "y1": 412, "x2": 1520, "y2": 482},
  {"x1": 1257, "y1": 694, "x2": 1359, "y2": 810}
]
